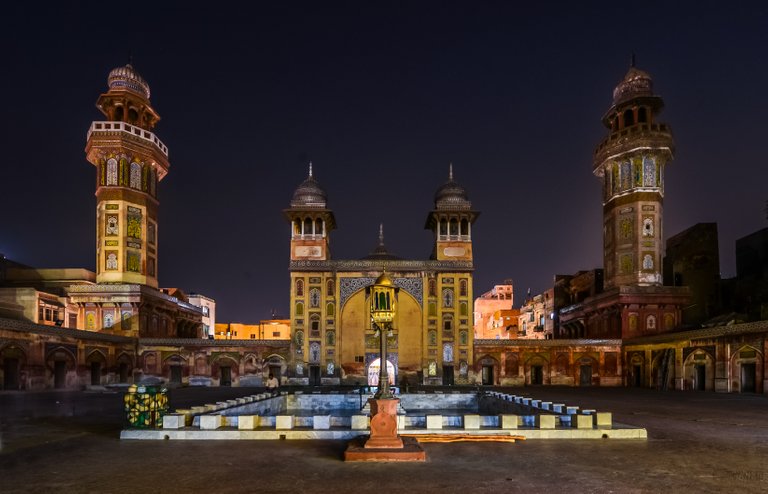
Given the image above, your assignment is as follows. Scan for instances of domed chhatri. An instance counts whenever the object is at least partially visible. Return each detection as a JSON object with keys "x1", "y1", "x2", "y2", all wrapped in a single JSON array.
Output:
[
  {"x1": 612, "y1": 66, "x2": 654, "y2": 106},
  {"x1": 107, "y1": 64, "x2": 151, "y2": 99},
  {"x1": 374, "y1": 270, "x2": 394, "y2": 286},
  {"x1": 434, "y1": 163, "x2": 471, "y2": 210},
  {"x1": 290, "y1": 162, "x2": 328, "y2": 208}
]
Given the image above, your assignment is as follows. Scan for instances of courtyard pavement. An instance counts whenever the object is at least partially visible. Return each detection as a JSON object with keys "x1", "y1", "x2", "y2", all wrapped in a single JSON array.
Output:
[{"x1": 1, "y1": 386, "x2": 767, "y2": 493}]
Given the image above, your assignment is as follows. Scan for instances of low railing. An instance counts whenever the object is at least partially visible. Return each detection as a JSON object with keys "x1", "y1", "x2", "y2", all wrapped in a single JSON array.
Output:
[
  {"x1": 438, "y1": 235, "x2": 470, "y2": 242},
  {"x1": 88, "y1": 121, "x2": 169, "y2": 157}
]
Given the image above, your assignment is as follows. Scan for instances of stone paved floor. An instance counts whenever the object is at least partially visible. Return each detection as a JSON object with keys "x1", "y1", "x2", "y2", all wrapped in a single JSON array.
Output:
[{"x1": 1, "y1": 387, "x2": 767, "y2": 493}]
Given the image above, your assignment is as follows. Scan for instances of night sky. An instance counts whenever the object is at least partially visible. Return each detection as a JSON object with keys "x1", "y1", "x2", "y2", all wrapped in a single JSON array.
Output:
[{"x1": 2, "y1": 2, "x2": 767, "y2": 322}]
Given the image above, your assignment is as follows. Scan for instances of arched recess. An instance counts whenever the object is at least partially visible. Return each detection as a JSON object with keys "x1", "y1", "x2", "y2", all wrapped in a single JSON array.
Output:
[
  {"x1": 265, "y1": 354, "x2": 287, "y2": 381},
  {"x1": 45, "y1": 346, "x2": 76, "y2": 389},
  {"x1": 729, "y1": 345, "x2": 763, "y2": 394},
  {"x1": 116, "y1": 352, "x2": 133, "y2": 383},
  {"x1": 524, "y1": 354, "x2": 549, "y2": 385},
  {"x1": 339, "y1": 286, "x2": 423, "y2": 376},
  {"x1": 475, "y1": 354, "x2": 501, "y2": 386},
  {"x1": 243, "y1": 353, "x2": 261, "y2": 375},
  {"x1": 683, "y1": 349, "x2": 714, "y2": 391},
  {"x1": 627, "y1": 352, "x2": 645, "y2": 387},
  {"x1": 1, "y1": 343, "x2": 27, "y2": 390},
  {"x1": 86, "y1": 349, "x2": 107, "y2": 386},
  {"x1": 211, "y1": 355, "x2": 240, "y2": 386},
  {"x1": 163, "y1": 353, "x2": 187, "y2": 385}
]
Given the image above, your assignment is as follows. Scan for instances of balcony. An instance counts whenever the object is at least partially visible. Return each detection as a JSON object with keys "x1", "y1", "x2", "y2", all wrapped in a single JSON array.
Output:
[{"x1": 87, "y1": 121, "x2": 169, "y2": 158}]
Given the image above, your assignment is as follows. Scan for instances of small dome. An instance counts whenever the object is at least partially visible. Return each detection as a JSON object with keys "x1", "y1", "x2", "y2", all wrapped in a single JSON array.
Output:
[
  {"x1": 374, "y1": 271, "x2": 394, "y2": 286},
  {"x1": 612, "y1": 67, "x2": 653, "y2": 106},
  {"x1": 108, "y1": 64, "x2": 151, "y2": 99},
  {"x1": 434, "y1": 165, "x2": 471, "y2": 210},
  {"x1": 290, "y1": 163, "x2": 327, "y2": 208}
]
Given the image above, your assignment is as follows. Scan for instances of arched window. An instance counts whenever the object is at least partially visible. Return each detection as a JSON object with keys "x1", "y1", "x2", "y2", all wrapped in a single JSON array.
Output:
[
  {"x1": 325, "y1": 331, "x2": 335, "y2": 346},
  {"x1": 130, "y1": 162, "x2": 142, "y2": 189},
  {"x1": 428, "y1": 302, "x2": 436, "y2": 317},
  {"x1": 315, "y1": 218, "x2": 323, "y2": 235},
  {"x1": 428, "y1": 330, "x2": 437, "y2": 346},
  {"x1": 460, "y1": 218, "x2": 469, "y2": 237},
  {"x1": 103, "y1": 311, "x2": 114, "y2": 329},
  {"x1": 643, "y1": 254, "x2": 654, "y2": 270},
  {"x1": 326, "y1": 302, "x2": 335, "y2": 317},
  {"x1": 442, "y1": 288, "x2": 454, "y2": 308},
  {"x1": 114, "y1": 106, "x2": 124, "y2": 121},
  {"x1": 295, "y1": 302, "x2": 304, "y2": 317},
  {"x1": 326, "y1": 279, "x2": 334, "y2": 297},
  {"x1": 459, "y1": 279, "x2": 468, "y2": 297},
  {"x1": 295, "y1": 279, "x2": 304, "y2": 297},
  {"x1": 646, "y1": 315, "x2": 656, "y2": 330},
  {"x1": 443, "y1": 343, "x2": 454, "y2": 363},
  {"x1": 623, "y1": 108, "x2": 634, "y2": 126},
  {"x1": 295, "y1": 330, "x2": 304, "y2": 346},
  {"x1": 428, "y1": 279, "x2": 436, "y2": 297},
  {"x1": 459, "y1": 302, "x2": 468, "y2": 317},
  {"x1": 303, "y1": 218, "x2": 312, "y2": 235},
  {"x1": 439, "y1": 219, "x2": 447, "y2": 236},
  {"x1": 294, "y1": 220, "x2": 301, "y2": 235},
  {"x1": 449, "y1": 218, "x2": 458, "y2": 236},
  {"x1": 106, "y1": 158, "x2": 118, "y2": 185},
  {"x1": 309, "y1": 288, "x2": 321, "y2": 308},
  {"x1": 637, "y1": 107, "x2": 648, "y2": 123},
  {"x1": 459, "y1": 330, "x2": 468, "y2": 346}
]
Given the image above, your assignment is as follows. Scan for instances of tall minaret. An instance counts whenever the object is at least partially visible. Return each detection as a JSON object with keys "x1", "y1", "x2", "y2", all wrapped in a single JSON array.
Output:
[
  {"x1": 594, "y1": 64, "x2": 674, "y2": 289},
  {"x1": 284, "y1": 163, "x2": 336, "y2": 261},
  {"x1": 424, "y1": 164, "x2": 479, "y2": 261},
  {"x1": 85, "y1": 63, "x2": 169, "y2": 288}
]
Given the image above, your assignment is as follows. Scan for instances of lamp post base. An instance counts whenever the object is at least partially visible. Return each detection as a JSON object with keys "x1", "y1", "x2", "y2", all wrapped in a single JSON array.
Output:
[{"x1": 344, "y1": 398, "x2": 426, "y2": 462}]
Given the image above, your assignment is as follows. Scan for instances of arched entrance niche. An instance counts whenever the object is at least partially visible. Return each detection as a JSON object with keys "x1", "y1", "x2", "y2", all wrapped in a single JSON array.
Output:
[
  {"x1": 339, "y1": 285, "x2": 423, "y2": 381},
  {"x1": 683, "y1": 349, "x2": 714, "y2": 391},
  {"x1": 1, "y1": 344, "x2": 27, "y2": 390},
  {"x1": 525, "y1": 354, "x2": 549, "y2": 385},
  {"x1": 730, "y1": 345, "x2": 763, "y2": 393},
  {"x1": 575, "y1": 355, "x2": 597, "y2": 387},
  {"x1": 163, "y1": 354, "x2": 186, "y2": 385},
  {"x1": 85, "y1": 350, "x2": 107, "y2": 386},
  {"x1": 265, "y1": 354, "x2": 286, "y2": 382},
  {"x1": 116, "y1": 353, "x2": 133, "y2": 383},
  {"x1": 46, "y1": 347, "x2": 76, "y2": 389},
  {"x1": 212, "y1": 355, "x2": 239, "y2": 387},
  {"x1": 475, "y1": 355, "x2": 500, "y2": 386},
  {"x1": 367, "y1": 358, "x2": 395, "y2": 386},
  {"x1": 628, "y1": 352, "x2": 645, "y2": 387}
]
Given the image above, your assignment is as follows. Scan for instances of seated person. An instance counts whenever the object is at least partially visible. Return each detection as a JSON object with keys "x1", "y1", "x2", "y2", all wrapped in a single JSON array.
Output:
[{"x1": 266, "y1": 373, "x2": 279, "y2": 390}]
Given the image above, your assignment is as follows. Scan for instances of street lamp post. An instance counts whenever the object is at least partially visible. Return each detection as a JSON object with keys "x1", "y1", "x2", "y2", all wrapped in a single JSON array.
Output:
[
  {"x1": 345, "y1": 269, "x2": 425, "y2": 460},
  {"x1": 370, "y1": 271, "x2": 396, "y2": 399}
]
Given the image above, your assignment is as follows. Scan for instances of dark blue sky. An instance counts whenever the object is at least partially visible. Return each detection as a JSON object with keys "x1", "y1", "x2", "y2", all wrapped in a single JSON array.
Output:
[{"x1": 2, "y1": 1, "x2": 767, "y2": 321}]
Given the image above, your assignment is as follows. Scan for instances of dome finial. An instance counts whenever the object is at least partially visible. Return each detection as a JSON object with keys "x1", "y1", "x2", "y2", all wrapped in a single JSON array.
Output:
[
  {"x1": 379, "y1": 223, "x2": 385, "y2": 246},
  {"x1": 308, "y1": 161, "x2": 313, "y2": 178},
  {"x1": 449, "y1": 162, "x2": 453, "y2": 181}
]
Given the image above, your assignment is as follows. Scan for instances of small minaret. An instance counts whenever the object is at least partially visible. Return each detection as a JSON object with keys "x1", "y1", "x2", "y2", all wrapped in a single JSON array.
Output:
[
  {"x1": 85, "y1": 63, "x2": 169, "y2": 288},
  {"x1": 594, "y1": 64, "x2": 674, "y2": 288},
  {"x1": 424, "y1": 164, "x2": 479, "y2": 261},
  {"x1": 284, "y1": 163, "x2": 336, "y2": 260}
]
